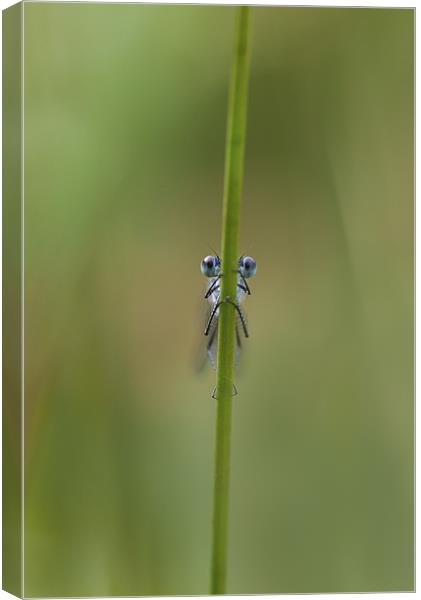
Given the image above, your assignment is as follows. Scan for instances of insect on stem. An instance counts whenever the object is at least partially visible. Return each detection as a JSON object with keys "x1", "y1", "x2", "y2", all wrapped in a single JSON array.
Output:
[{"x1": 207, "y1": 6, "x2": 253, "y2": 595}]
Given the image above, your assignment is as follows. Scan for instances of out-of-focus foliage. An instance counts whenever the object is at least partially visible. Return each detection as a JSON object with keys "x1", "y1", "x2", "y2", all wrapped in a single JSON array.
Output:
[{"x1": 23, "y1": 4, "x2": 413, "y2": 595}]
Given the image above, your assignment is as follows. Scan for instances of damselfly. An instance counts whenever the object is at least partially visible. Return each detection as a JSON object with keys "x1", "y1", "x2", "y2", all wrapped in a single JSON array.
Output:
[{"x1": 200, "y1": 254, "x2": 257, "y2": 372}]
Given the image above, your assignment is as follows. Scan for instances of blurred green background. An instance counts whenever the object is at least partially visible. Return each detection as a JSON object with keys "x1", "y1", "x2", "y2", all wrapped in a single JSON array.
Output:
[{"x1": 22, "y1": 3, "x2": 413, "y2": 596}]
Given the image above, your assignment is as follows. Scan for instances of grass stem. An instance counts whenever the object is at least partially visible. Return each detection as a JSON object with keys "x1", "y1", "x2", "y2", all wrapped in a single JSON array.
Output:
[{"x1": 210, "y1": 6, "x2": 252, "y2": 595}]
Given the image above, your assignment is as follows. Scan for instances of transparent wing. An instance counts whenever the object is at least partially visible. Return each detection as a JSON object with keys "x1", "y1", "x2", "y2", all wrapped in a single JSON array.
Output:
[
  {"x1": 196, "y1": 278, "x2": 248, "y2": 373},
  {"x1": 234, "y1": 307, "x2": 248, "y2": 365},
  {"x1": 207, "y1": 307, "x2": 245, "y2": 370},
  {"x1": 193, "y1": 301, "x2": 219, "y2": 373},
  {"x1": 206, "y1": 307, "x2": 219, "y2": 370}
]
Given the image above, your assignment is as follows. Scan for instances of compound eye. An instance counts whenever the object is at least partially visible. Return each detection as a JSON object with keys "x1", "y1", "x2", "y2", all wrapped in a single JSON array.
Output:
[
  {"x1": 201, "y1": 255, "x2": 221, "y2": 278},
  {"x1": 239, "y1": 255, "x2": 256, "y2": 278}
]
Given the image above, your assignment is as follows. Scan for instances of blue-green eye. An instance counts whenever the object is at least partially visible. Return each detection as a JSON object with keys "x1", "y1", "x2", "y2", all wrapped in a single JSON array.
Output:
[
  {"x1": 201, "y1": 255, "x2": 221, "y2": 278},
  {"x1": 239, "y1": 256, "x2": 256, "y2": 278}
]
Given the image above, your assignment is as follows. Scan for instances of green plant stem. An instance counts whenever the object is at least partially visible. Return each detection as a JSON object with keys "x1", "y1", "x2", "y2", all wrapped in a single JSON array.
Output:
[{"x1": 210, "y1": 7, "x2": 252, "y2": 595}]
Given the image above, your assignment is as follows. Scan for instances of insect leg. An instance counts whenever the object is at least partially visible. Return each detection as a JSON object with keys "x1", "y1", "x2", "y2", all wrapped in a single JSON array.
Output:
[
  {"x1": 211, "y1": 296, "x2": 249, "y2": 338},
  {"x1": 207, "y1": 321, "x2": 218, "y2": 350},
  {"x1": 212, "y1": 383, "x2": 239, "y2": 399},
  {"x1": 235, "y1": 324, "x2": 242, "y2": 349},
  {"x1": 204, "y1": 300, "x2": 222, "y2": 336},
  {"x1": 205, "y1": 273, "x2": 223, "y2": 298},
  {"x1": 224, "y1": 297, "x2": 249, "y2": 338},
  {"x1": 237, "y1": 270, "x2": 251, "y2": 295}
]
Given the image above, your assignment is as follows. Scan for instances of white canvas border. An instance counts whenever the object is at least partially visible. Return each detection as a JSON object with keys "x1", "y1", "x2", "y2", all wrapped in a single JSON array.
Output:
[{"x1": 0, "y1": 1, "x2": 416, "y2": 599}]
